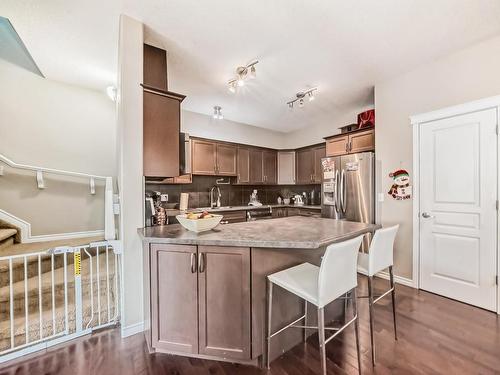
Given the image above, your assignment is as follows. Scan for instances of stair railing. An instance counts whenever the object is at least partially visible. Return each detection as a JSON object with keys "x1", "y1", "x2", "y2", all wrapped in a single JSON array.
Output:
[
  {"x1": 0, "y1": 153, "x2": 116, "y2": 240},
  {"x1": 0, "y1": 241, "x2": 121, "y2": 363}
]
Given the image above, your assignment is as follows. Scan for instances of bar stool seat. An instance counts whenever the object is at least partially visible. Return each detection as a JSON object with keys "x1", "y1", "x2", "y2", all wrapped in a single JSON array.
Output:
[
  {"x1": 267, "y1": 263, "x2": 320, "y2": 305},
  {"x1": 266, "y1": 235, "x2": 364, "y2": 375}
]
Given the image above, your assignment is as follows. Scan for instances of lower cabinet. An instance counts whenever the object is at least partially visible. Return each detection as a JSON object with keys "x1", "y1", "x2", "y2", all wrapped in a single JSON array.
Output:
[{"x1": 149, "y1": 244, "x2": 251, "y2": 360}]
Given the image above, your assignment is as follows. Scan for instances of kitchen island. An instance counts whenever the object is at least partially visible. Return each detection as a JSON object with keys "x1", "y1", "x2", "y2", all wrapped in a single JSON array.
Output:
[{"x1": 139, "y1": 217, "x2": 379, "y2": 367}]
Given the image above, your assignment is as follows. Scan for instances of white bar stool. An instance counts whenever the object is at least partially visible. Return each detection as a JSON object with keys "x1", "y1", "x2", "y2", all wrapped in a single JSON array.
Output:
[
  {"x1": 266, "y1": 235, "x2": 364, "y2": 375},
  {"x1": 357, "y1": 225, "x2": 399, "y2": 366}
]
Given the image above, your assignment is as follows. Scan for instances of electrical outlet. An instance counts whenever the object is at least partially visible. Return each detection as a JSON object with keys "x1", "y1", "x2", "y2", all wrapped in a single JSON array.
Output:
[{"x1": 161, "y1": 194, "x2": 168, "y2": 202}]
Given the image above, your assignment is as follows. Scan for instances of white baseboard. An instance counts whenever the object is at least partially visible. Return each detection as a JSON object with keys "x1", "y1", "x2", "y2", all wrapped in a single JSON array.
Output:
[
  {"x1": 121, "y1": 321, "x2": 144, "y2": 338},
  {"x1": 376, "y1": 271, "x2": 415, "y2": 288}
]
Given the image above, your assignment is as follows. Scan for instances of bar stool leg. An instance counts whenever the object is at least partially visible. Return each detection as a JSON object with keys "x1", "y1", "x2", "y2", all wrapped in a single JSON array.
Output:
[
  {"x1": 303, "y1": 300, "x2": 308, "y2": 343},
  {"x1": 317, "y1": 307, "x2": 327, "y2": 375},
  {"x1": 266, "y1": 279, "x2": 273, "y2": 369},
  {"x1": 367, "y1": 276, "x2": 376, "y2": 366},
  {"x1": 352, "y1": 288, "x2": 362, "y2": 375},
  {"x1": 389, "y1": 265, "x2": 398, "y2": 340}
]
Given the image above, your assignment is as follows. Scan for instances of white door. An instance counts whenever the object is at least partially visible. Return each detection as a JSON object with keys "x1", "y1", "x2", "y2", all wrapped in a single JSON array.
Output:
[{"x1": 419, "y1": 108, "x2": 497, "y2": 311}]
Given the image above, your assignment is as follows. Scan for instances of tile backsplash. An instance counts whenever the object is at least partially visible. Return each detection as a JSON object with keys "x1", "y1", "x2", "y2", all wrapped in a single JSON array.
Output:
[{"x1": 146, "y1": 175, "x2": 321, "y2": 208}]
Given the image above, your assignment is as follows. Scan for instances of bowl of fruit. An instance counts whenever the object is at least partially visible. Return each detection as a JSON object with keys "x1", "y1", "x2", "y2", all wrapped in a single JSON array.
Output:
[{"x1": 176, "y1": 211, "x2": 223, "y2": 233}]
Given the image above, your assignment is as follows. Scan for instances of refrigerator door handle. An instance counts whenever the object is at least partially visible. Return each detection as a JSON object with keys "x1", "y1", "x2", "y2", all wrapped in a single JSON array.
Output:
[
  {"x1": 340, "y1": 169, "x2": 347, "y2": 213},
  {"x1": 334, "y1": 169, "x2": 340, "y2": 213}
]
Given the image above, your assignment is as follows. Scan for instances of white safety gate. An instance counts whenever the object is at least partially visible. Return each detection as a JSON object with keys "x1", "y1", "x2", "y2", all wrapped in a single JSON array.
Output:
[{"x1": 0, "y1": 241, "x2": 121, "y2": 363}]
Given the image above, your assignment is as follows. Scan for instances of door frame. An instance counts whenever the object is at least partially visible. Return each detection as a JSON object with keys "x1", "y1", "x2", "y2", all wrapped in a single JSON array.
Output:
[{"x1": 410, "y1": 95, "x2": 500, "y2": 314}]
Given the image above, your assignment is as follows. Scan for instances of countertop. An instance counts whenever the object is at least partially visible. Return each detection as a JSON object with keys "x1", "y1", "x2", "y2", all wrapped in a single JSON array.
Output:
[
  {"x1": 165, "y1": 204, "x2": 321, "y2": 216},
  {"x1": 138, "y1": 216, "x2": 379, "y2": 249}
]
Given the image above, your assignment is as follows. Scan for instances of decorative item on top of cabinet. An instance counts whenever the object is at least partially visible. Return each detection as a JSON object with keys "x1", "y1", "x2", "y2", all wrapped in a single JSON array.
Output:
[
  {"x1": 325, "y1": 128, "x2": 374, "y2": 157},
  {"x1": 191, "y1": 138, "x2": 237, "y2": 176},
  {"x1": 143, "y1": 44, "x2": 168, "y2": 91}
]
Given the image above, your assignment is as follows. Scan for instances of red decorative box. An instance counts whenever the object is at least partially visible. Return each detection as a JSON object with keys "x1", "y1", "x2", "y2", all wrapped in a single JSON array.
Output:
[{"x1": 357, "y1": 109, "x2": 375, "y2": 128}]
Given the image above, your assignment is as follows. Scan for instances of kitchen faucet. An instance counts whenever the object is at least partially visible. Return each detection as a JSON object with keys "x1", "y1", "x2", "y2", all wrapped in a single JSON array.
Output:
[{"x1": 210, "y1": 186, "x2": 221, "y2": 208}]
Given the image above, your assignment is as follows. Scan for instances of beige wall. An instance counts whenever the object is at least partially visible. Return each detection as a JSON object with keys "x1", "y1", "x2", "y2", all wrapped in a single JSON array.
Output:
[
  {"x1": 375, "y1": 34, "x2": 500, "y2": 279},
  {"x1": 0, "y1": 58, "x2": 115, "y2": 236}
]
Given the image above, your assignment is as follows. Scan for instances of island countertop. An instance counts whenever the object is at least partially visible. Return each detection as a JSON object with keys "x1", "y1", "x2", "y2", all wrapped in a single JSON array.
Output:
[{"x1": 138, "y1": 216, "x2": 379, "y2": 249}]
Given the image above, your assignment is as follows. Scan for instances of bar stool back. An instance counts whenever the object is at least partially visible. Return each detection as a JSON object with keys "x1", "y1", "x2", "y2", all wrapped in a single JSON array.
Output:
[
  {"x1": 357, "y1": 224, "x2": 399, "y2": 366},
  {"x1": 266, "y1": 235, "x2": 364, "y2": 375}
]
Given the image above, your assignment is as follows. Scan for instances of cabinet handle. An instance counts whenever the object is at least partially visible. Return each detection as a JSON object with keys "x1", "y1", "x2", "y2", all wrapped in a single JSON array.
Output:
[
  {"x1": 198, "y1": 253, "x2": 205, "y2": 273},
  {"x1": 349, "y1": 141, "x2": 352, "y2": 152},
  {"x1": 190, "y1": 253, "x2": 197, "y2": 273}
]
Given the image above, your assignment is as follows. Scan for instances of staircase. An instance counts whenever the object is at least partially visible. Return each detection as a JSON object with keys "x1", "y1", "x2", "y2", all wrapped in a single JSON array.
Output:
[
  {"x1": 0, "y1": 229, "x2": 17, "y2": 251},
  {"x1": 0, "y1": 239, "x2": 120, "y2": 357}
]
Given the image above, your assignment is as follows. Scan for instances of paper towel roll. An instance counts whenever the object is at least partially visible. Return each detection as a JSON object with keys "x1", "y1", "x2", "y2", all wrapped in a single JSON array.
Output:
[{"x1": 179, "y1": 193, "x2": 189, "y2": 211}]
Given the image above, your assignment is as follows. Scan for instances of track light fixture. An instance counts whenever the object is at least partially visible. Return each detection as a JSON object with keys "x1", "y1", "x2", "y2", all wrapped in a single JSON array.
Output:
[
  {"x1": 287, "y1": 87, "x2": 317, "y2": 109},
  {"x1": 213, "y1": 106, "x2": 223, "y2": 120},
  {"x1": 227, "y1": 60, "x2": 259, "y2": 93}
]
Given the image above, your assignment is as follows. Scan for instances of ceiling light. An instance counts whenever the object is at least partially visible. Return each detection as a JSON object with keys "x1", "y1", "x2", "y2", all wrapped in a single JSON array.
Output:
[
  {"x1": 106, "y1": 86, "x2": 117, "y2": 101},
  {"x1": 213, "y1": 106, "x2": 223, "y2": 120},
  {"x1": 286, "y1": 87, "x2": 317, "y2": 109},
  {"x1": 227, "y1": 60, "x2": 258, "y2": 92}
]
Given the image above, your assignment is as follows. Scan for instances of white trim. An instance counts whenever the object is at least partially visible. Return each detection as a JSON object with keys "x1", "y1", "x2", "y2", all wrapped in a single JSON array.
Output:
[
  {"x1": 121, "y1": 321, "x2": 144, "y2": 338},
  {"x1": 376, "y1": 271, "x2": 415, "y2": 288},
  {"x1": 410, "y1": 95, "x2": 500, "y2": 314}
]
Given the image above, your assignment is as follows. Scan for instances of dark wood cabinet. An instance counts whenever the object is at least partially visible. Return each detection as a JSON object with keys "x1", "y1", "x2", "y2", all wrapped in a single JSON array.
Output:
[
  {"x1": 296, "y1": 148, "x2": 314, "y2": 184},
  {"x1": 143, "y1": 90, "x2": 184, "y2": 177},
  {"x1": 219, "y1": 210, "x2": 247, "y2": 224},
  {"x1": 263, "y1": 150, "x2": 277, "y2": 184},
  {"x1": 198, "y1": 246, "x2": 251, "y2": 359},
  {"x1": 237, "y1": 147, "x2": 250, "y2": 184},
  {"x1": 296, "y1": 145, "x2": 325, "y2": 184},
  {"x1": 148, "y1": 244, "x2": 251, "y2": 361},
  {"x1": 191, "y1": 138, "x2": 237, "y2": 176},
  {"x1": 216, "y1": 143, "x2": 237, "y2": 175},
  {"x1": 143, "y1": 44, "x2": 168, "y2": 91},
  {"x1": 325, "y1": 129, "x2": 374, "y2": 157},
  {"x1": 150, "y1": 244, "x2": 198, "y2": 354},
  {"x1": 249, "y1": 148, "x2": 264, "y2": 184}
]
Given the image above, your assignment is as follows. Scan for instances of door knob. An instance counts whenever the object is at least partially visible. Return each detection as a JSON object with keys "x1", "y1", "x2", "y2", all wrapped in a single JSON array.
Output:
[{"x1": 421, "y1": 212, "x2": 435, "y2": 219}]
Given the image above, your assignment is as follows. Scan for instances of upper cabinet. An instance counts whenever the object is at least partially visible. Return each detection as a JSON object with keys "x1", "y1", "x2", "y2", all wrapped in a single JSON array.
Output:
[
  {"x1": 191, "y1": 138, "x2": 237, "y2": 176},
  {"x1": 325, "y1": 129, "x2": 374, "y2": 157},
  {"x1": 296, "y1": 145, "x2": 325, "y2": 184},
  {"x1": 249, "y1": 148, "x2": 264, "y2": 184},
  {"x1": 262, "y1": 150, "x2": 277, "y2": 184},
  {"x1": 237, "y1": 147, "x2": 250, "y2": 184},
  {"x1": 143, "y1": 44, "x2": 186, "y2": 178}
]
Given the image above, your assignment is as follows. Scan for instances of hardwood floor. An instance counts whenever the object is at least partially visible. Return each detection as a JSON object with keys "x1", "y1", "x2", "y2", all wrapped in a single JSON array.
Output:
[{"x1": 1, "y1": 277, "x2": 500, "y2": 375}]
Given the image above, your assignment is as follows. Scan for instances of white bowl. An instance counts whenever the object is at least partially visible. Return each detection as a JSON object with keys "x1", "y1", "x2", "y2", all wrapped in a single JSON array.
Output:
[{"x1": 176, "y1": 214, "x2": 223, "y2": 233}]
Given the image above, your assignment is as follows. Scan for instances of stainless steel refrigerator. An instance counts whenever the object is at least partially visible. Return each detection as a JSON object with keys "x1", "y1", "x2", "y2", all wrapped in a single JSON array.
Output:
[{"x1": 321, "y1": 152, "x2": 375, "y2": 224}]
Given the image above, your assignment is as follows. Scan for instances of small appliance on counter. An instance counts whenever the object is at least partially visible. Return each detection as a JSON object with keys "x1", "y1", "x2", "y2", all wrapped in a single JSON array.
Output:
[
  {"x1": 248, "y1": 189, "x2": 262, "y2": 206},
  {"x1": 145, "y1": 191, "x2": 168, "y2": 226},
  {"x1": 294, "y1": 194, "x2": 304, "y2": 206},
  {"x1": 179, "y1": 193, "x2": 189, "y2": 211}
]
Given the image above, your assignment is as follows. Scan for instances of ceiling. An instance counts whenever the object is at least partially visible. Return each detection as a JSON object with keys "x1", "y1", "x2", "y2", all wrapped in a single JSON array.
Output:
[{"x1": 2, "y1": 1, "x2": 500, "y2": 132}]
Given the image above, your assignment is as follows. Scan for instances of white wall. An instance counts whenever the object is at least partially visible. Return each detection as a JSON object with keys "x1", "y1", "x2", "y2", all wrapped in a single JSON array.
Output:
[
  {"x1": 0, "y1": 59, "x2": 116, "y2": 176},
  {"x1": 181, "y1": 110, "x2": 285, "y2": 149},
  {"x1": 116, "y1": 14, "x2": 144, "y2": 335},
  {"x1": 375, "y1": 34, "x2": 500, "y2": 280}
]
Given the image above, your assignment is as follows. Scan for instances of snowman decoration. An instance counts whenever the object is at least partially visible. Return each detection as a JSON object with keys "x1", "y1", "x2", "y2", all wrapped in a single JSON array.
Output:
[{"x1": 388, "y1": 169, "x2": 412, "y2": 200}]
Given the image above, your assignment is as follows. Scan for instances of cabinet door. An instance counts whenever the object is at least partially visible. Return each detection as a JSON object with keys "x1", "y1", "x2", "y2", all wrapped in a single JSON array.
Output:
[
  {"x1": 237, "y1": 147, "x2": 250, "y2": 184},
  {"x1": 192, "y1": 139, "x2": 217, "y2": 175},
  {"x1": 313, "y1": 146, "x2": 326, "y2": 183},
  {"x1": 278, "y1": 151, "x2": 296, "y2": 184},
  {"x1": 216, "y1": 143, "x2": 237, "y2": 176},
  {"x1": 150, "y1": 244, "x2": 198, "y2": 354},
  {"x1": 143, "y1": 91, "x2": 180, "y2": 177},
  {"x1": 198, "y1": 246, "x2": 251, "y2": 359},
  {"x1": 296, "y1": 148, "x2": 314, "y2": 184},
  {"x1": 263, "y1": 150, "x2": 277, "y2": 184},
  {"x1": 326, "y1": 135, "x2": 349, "y2": 157},
  {"x1": 287, "y1": 208, "x2": 301, "y2": 216},
  {"x1": 349, "y1": 129, "x2": 374, "y2": 153},
  {"x1": 249, "y1": 149, "x2": 264, "y2": 184}
]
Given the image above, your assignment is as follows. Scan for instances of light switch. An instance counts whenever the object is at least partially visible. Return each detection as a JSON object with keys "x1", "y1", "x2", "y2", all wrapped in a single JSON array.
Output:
[{"x1": 378, "y1": 193, "x2": 385, "y2": 202}]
